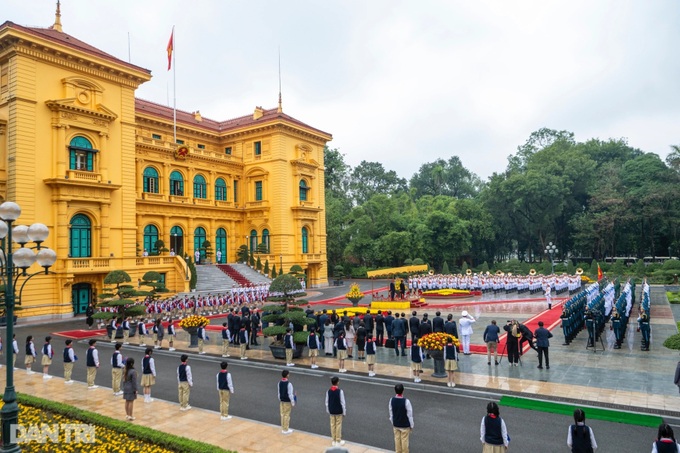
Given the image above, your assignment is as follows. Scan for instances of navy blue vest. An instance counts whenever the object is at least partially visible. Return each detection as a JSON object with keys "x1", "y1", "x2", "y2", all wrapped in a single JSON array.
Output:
[
  {"x1": 112, "y1": 351, "x2": 122, "y2": 368},
  {"x1": 217, "y1": 371, "x2": 230, "y2": 390},
  {"x1": 308, "y1": 333, "x2": 318, "y2": 349},
  {"x1": 366, "y1": 340, "x2": 375, "y2": 354},
  {"x1": 63, "y1": 348, "x2": 72, "y2": 363},
  {"x1": 142, "y1": 356, "x2": 152, "y2": 374},
  {"x1": 410, "y1": 345, "x2": 422, "y2": 363},
  {"x1": 654, "y1": 440, "x2": 678, "y2": 453},
  {"x1": 178, "y1": 364, "x2": 188, "y2": 382},
  {"x1": 390, "y1": 397, "x2": 410, "y2": 428},
  {"x1": 222, "y1": 328, "x2": 229, "y2": 339},
  {"x1": 484, "y1": 415, "x2": 503, "y2": 445},
  {"x1": 336, "y1": 339, "x2": 346, "y2": 350},
  {"x1": 86, "y1": 347, "x2": 96, "y2": 367},
  {"x1": 43, "y1": 344, "x2": 49, "y2": 355},
  {"x1": 570, "y1": 425, "x2": 594, "y2": 453},
  {"x1": 25, "y1": 343, "x2": 32, "y2": 355},
  {"x1": 278, "y1": 380, "x2": 291, "y2": 402},
  {"x1": 445, "y1": 344, "x2": 456, "y2": 359},
  {"x1": 238, "y1": 329, "x2": 247, "y2": 343},
  {"x1": 138, "y1": 323, "x2": 145, "y2": 334},
  {"x1": 284, "y1": 334, "x2": 293, "y2": 349},
  {"x1": 327, "y1": 388, "x2": 343, "y2": 415}
]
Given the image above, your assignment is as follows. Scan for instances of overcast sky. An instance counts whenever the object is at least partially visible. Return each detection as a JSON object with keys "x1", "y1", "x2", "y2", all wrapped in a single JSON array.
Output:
[{"x1": 5, "y1": 1, "x2": 680, "y2": 180}]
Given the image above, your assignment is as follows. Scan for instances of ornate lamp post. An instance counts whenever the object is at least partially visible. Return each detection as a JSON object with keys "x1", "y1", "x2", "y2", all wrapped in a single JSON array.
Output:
[
  {"x1": 0, "y1": 201, "x2": 57, "y2": 452},
  {"x1": 544, "y1": 242, "x2": 558, "y2": 275}
]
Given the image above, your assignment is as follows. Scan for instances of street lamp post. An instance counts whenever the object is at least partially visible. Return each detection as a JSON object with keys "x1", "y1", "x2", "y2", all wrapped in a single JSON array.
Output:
[
  {"x1": 279, "y1": 254, "x2": 283, "y2": 275},
  {"x1": 0, "y1": 201, "x2": 57, "y2": 453},
  {"x1": 544, "y1": 242, "x2": 558, "y2": 275}
]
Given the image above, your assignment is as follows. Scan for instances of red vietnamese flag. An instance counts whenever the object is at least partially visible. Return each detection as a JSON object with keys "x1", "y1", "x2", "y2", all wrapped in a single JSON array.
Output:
[
  {"x1": 597, "y1": 263, "x2": 603, "y2": 281},
  {"x1": 166, "y1": 28, "x2": 174, "y2": 70}
]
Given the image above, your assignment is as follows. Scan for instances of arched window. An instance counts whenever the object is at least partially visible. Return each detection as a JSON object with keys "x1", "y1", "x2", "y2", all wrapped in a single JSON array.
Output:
[
  {"x1": 170, "y1": 171, "x2": 184, "y2": 196},
  {"x1": 143, "y1": 167, "x2": 159, "y2": 193},
  {"x1": 193, "y1": 174, "x2": 207, "y2": 199},
  {"x1": 262, "y1": 229, "x2": 270, "y2": 253},
  {"x1": 69, "y1": 214, "x2": 91, "y2": 258},
  {"x1": 250, "y1": 229, "x2": 258, "y2": 253},
  {"x1": 143, "y1": 225, "x2": 159, "y2": 255},
  {"x1": 216, "y1": 228, "x2": 227, "y2": 263},
  {"x1": 301, "y1": 227, "x2": 309, "y2": 254},
  {"x1": 69, "y1": 136, "x2": 97, "y2": 172},
  {"x1": 215, "y1": 178, "x2": 227, "y2": 201},
  {"x1": 299, "y1": 180, "x2": 309, "y2": 202},
  {"x1": 194, "y1": 227, "x2": 206, "y2": 261},
  {"x1": 170, "y1": 225, "x2": 184, "y2": 257}
]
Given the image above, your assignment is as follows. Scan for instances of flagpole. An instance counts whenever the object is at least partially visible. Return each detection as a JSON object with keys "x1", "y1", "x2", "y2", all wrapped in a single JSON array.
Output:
[{"x1": 172, "y1": 25, "x2": 177, "y2": 145}]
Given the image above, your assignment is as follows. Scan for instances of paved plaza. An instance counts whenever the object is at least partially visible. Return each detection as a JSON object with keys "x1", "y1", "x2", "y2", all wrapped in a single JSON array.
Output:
[{"x1": 2, "y1": 283, "x2": 678, "y2": 451}]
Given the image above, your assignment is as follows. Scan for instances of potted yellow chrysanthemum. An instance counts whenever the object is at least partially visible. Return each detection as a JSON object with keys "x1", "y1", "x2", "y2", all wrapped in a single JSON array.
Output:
[{"x1": 345, "y1": 283, "x2": 365, "y2": 307}]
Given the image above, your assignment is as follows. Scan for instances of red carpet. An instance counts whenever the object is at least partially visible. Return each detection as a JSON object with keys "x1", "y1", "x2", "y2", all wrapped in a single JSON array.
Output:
[
  {"x1": 53, "y1": 329, "x2": 106, "y2": 339},
  {"x1": 468, "y1": 300, "x2": 565, "y2": 355}
]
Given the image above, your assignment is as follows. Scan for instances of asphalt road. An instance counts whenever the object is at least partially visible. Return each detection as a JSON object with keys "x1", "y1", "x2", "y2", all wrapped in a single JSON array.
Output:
[{"x1": 8, "y1": 320, "x2": 657, "y2": 452}]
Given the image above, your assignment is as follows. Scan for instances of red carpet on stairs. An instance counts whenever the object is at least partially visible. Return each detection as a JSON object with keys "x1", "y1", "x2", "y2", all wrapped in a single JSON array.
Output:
[
  {"x1": 217, "y1": 264, "x2": 251, "y2": 285},
  {"x1": 468, "y1": 300, "x2": 565, "y2": 355}
]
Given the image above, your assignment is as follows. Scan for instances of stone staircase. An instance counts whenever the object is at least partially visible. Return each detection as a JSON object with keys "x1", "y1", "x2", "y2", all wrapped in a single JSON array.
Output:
[
  {"x1": 228, "y1": 263, "x2": 273, "y2": 285},
  {"x1": 194, "y1": 264, "x2": 238, "y2": 292}
]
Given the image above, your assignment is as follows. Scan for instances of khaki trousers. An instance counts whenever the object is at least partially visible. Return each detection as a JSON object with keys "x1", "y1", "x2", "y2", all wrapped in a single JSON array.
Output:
[
  {"x1": 393, "y1": 427, "x2": 411, "y2": 453},
  {"x1": 198, "y1": 339, "x2": 204, "y2": 353},
  {"x1": 178, "y1": 382, "x2": 191, "y2": 408},
  {"x1": 486, "y1": 341, "x2": 498, "y2": 362},
  {"x1": 222, "y1": 341, "x2": 230, "y2": 356},
  {"x1": 87, "y1": 367, "x2": 97, "y2": 386},
  {"x1": 240, "y1": 344, "x2": 247, "y2": 358},
  {"x1": 280, "y1": 402, "x2": 292, "y2": 430},
  {"x1": 112, "y1": 368, "x2": 122, "y2": 393},
  {"x1": 123, "y1": 330, "x2": 129, "y2": 343},
  {"x1": 330, "y1": 414, "x2": 343, "y2": 442},
  {"x1": 285, "y1": 348, "x2": 293, "y2": 364},
  {"x1": 63, "y1": 363, "x2": 74, "y2": 381},
  {"x1": 219, "y1": 390, "x2": 231, "y2": 416}
]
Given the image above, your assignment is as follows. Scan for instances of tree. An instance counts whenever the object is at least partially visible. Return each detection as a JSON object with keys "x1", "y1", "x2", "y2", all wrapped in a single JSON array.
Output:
[
  {"x1": 409, "y1": 157, "x2": 481, "y2": 200},
  {"x1": 348, "y1": 161, "x2": 407, "y2": 205},
  {"x1": 93, "y1": 270, "x2": 147, "y2": 320},
  {"x1": 249, "y1": 250, "x2": 255, "y2": 267},
  {"x1": 236, "y1": 245, "x2": 248, "y2": 263},
  {"x1": 256, "y1": 256, "x2": 262, "y2": 272},
  {"x1": 154, "y1": 239, "x2": 169, "y2": 255},
  {"x1": 271, "y1": 264, "x2": 277, "y2": 277},
  {"x1": 202, "y1": 240, "x2": 213, "y2": 262},
  {"x1": 264, "y1": 259, "x2": 270, "y2": 276},
  {"x1": 441, "y1": 261, "x2": 450, "y2": 275}
]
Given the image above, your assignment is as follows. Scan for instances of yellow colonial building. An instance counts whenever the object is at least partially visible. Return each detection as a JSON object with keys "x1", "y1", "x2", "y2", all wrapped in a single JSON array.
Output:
[{"x1": 0, "y1": 13, "x2": 330, "y2": 319}]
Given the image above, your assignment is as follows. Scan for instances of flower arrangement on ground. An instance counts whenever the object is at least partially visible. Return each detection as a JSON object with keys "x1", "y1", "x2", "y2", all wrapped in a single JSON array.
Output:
[
  {"x1": 422, "y1": 289, "x2": 472, "y2": 296},
  {"x1": 417, "y1": 332, "x2": 460, "y2": 351},
  {"x1": 345, "y1": 283, "x2": 365, "y2": 299},
  {"x1": 178, "y1": 315, "x2": 209, "y2": 330}
]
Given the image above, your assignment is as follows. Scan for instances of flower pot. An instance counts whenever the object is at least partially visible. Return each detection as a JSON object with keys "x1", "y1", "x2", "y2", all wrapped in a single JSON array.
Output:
[
  {"x1": 183, "y1": 327, "x2": 199, "y2": 348},
  {"x1": 347, "y1": 297, "x2": 363, "y2": 307},
  {"x1": 427, "y1": 349, "x2": 447, "y2": 378},
  {"x1": 269, "y1": 344, "x2": 304, "y2": 359}
]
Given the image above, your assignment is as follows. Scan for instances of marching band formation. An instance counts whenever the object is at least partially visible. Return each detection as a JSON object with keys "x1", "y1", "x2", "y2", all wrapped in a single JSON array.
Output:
[{"x1": 407, "y1": 272, "x2": 582, "y2": 295}]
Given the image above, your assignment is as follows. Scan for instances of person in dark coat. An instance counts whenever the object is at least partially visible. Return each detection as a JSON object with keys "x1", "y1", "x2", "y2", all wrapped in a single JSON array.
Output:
[
  {"x1": 123, "y1": 358, "x2": 138, "y2": 420},
  {"x1": 399, "y1": 280, "x2": 406, "y2": 299},
  {"x1": 85, "y1": 304, "x2": 94, "y2": 330},
  {"x1": 409, "y1": 312, "x2": 420, "y2": 342},
  {"x1": 375, "y1": 312, "x2": 385, "y2": 346},
  {"x1": 534, "y1": 321, "x2": 553, "y2": 369},
  {"x1": 432, "y1": 312, "x2": 445, "y2": 333},
  {"x1": 444, "y1": 314, "x2": 458, "y2": 339},
  {"x1": 389, "y1": 280, "x2": 396, "y2": 301}
]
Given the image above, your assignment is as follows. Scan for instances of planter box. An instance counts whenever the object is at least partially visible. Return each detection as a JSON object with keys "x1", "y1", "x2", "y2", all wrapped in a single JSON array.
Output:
[
  {"x1": 269, "y1": 344, "x2": 304, "y2": 359},
  {"x1": 0, "y1": 316, "x2": 17, "y2": 327}
]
